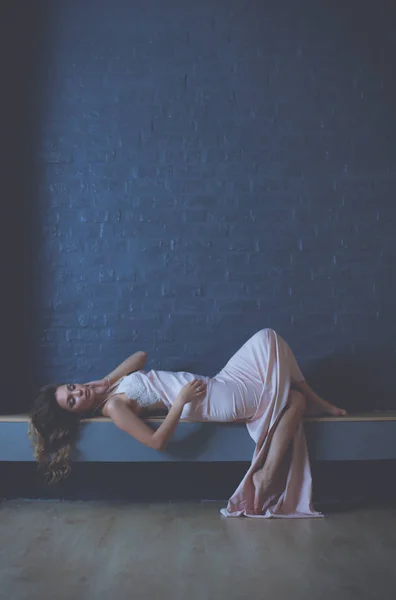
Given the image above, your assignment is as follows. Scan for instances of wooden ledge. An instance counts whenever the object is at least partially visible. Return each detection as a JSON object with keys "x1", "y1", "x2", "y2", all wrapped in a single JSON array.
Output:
[
  {"x1": 2, "y1": 411, "x2": 396, "y2": 462},
  {"x1": 1, "y1": 411, "x2": 396, "y2": 423}
]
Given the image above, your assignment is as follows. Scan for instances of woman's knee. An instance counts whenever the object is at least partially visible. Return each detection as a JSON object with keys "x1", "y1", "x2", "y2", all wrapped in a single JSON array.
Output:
[
  {"x1": 258, "y1": 328, "x2": 276, "y2": 339},
  {"x1": 288, "y1": 390, "x2": 306, "y2": 413}
]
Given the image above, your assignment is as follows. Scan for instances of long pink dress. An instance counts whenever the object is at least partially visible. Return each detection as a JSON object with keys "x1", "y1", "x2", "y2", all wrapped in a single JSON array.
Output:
[{"x1": 128, "y1": 328, "x2": 324, "y2": 519}]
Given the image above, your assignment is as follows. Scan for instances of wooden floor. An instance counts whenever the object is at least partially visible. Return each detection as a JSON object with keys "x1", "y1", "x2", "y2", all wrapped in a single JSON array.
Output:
[{"x1": 0, "y1": 501, "x2": 395, "y2": 600}]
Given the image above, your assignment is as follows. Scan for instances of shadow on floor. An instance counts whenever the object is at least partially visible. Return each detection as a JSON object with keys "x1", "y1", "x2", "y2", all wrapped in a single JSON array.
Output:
[{"x1": 1, "y1": 461, "x2": 395, "y2": 513}]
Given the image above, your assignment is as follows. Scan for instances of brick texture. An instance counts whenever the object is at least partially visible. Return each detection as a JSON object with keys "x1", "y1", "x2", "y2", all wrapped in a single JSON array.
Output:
[{"x1": 2, "y1": 1, "x2": 396, "y2": 412}]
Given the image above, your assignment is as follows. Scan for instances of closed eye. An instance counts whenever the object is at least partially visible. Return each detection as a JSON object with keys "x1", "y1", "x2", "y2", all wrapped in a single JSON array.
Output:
[{"x1": 67, "y1": 384, "x2": 76, "y2": 408}]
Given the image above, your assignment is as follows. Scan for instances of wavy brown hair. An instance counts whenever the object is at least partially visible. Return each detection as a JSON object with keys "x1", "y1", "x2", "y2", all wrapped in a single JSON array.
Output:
[{"x1": 28, "y1": 384, "x2": 81, "y2": 484}]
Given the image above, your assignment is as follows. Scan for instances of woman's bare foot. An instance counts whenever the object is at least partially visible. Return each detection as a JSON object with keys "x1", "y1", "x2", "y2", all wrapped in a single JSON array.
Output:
[
  {"x1": 252, "y1": 470, "x2": 274, "y2": 514},
  {"x1": 293, "y1": 381, "x2": 348, "y2": 418},
  {"x1": 326, "y1": 405, "x2": 348, "y2": 417}
]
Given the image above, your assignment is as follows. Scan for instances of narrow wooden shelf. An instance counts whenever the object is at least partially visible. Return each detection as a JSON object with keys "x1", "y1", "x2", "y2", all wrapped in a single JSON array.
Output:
[
  {"x1": 1, "y1": 411, "x2": 396, "y2": 423},
  {"x1": 2, "y1": 411, "x2": 396, "y2": 462}
]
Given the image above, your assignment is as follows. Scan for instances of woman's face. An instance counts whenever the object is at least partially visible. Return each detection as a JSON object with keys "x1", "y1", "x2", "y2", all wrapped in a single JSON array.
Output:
[{"x1": 55, "y1": 383, "x2": 95, "y2": 413}]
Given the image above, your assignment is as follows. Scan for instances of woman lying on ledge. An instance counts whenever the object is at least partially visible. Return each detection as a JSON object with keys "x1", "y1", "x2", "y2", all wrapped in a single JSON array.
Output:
[{"x1": 29, "y1": 328, "x2": 347, "y2": 519}]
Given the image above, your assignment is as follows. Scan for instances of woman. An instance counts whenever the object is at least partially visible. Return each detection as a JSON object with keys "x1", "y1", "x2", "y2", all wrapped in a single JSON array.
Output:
[{"x1": 29, "y1": 328, "x2": 347, "y2": 518}]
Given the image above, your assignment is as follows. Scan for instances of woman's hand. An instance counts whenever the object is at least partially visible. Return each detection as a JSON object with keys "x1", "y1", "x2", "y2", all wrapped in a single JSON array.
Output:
[
  {"x1": 176, "y1": 379, "x2": 207, "y2": 406},
  {"x1": 84, "y1": 378, "x2": 110, "y2": 395}
]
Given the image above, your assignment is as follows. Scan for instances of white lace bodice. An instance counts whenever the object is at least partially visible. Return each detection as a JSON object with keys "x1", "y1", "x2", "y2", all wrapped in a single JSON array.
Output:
[{"x1": 114, "y1": 372, "x2": 164, "y2": 408}]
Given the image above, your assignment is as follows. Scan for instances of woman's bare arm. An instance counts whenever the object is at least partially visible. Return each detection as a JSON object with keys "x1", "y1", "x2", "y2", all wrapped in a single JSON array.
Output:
[
  {"x1": 106, "y1": 380, "x2": 206, "y2": 450},
  {"x1": 86, "y1": 352, "x2": 148, "y2": 393},
  {"x1": 106, "y1": 351, "x2": 147, "y2": 385},
  {"x1": 106, "y1": 395, "x2": 184, "y2": 451}
]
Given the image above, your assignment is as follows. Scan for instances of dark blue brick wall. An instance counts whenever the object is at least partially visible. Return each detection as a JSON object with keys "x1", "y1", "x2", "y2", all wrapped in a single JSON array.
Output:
[{"x1": 3, "y1": 1, "x2": 396, "y2": 412}]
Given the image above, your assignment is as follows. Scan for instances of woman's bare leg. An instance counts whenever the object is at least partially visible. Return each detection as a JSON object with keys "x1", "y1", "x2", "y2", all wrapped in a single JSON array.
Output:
[
  {"x1": 285, "y1": 335, "x2": 347, "y2": 417},
  {"x1": 304, "y1": 396, "x2": 329, "y2": 416},
  {"x1": 252, "y1": 391, "x2": 306, "y2": 514},
  {"x1": 293, "y1": 380, "x2": 348, "y2": 416}
]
